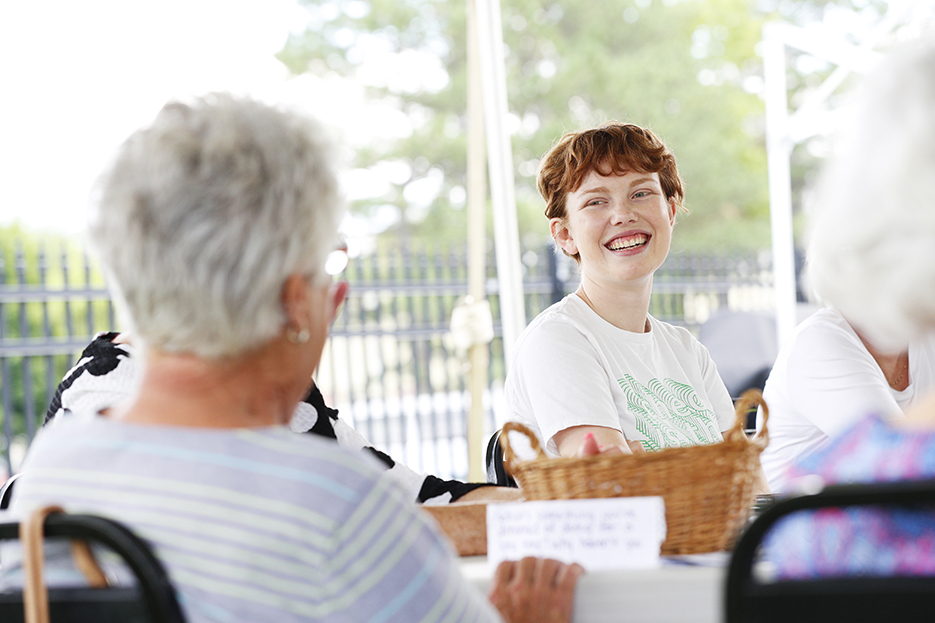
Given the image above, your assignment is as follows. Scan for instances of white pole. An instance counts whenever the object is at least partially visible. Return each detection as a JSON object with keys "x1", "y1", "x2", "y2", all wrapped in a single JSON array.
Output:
[
  {"x1": 763, "y1": 22, "x2": 798, "y2": 348},
  {"x1": 475, "y1": 0, "x2": 526, "y2": 366},
  {"x1": 465, "y1": 0, "x2": 488, "y2": 482}
]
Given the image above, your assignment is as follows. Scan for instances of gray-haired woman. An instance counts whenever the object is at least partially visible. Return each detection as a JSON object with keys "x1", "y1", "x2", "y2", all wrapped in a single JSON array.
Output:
[
  {"x1": 762, "y1": 37, "x2": 935, "y2": 577},
  {"x1": 5, "y1": 94, "x2": 581, "y2": 623}
]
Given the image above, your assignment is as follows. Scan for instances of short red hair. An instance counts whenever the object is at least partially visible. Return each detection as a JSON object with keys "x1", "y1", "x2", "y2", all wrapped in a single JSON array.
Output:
[{"x1": 537, "y1": 122, "x2": 685, "y2": 224}]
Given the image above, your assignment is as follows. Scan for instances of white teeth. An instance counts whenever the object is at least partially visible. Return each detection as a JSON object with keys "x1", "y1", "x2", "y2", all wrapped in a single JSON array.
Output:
[{"x1": 607, "y1": 235, "x2": 647, "y2": 250}]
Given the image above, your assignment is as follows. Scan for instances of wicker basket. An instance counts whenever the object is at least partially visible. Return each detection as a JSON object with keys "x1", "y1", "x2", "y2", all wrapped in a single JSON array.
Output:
[{"x1": 501, "y1": 389, "x2": 770, "y2": 556}]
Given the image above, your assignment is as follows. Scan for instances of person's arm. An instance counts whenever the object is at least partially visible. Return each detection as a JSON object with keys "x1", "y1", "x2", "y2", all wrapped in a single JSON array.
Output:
[
  {"x1": 455, "y1": 486, "x2": 525, "y2": 502},
  {"x1": 551, "y1": 425, "x2": 642, "y2": 457},
  {"x1": 899, "y1": 389, "x2": 935, "y2": 429},
  {"x1": 327, "y1": 475, "x2": 505, "y2": 622},
  {"x1": 331, "y1": 471, "x2": 586, "y2": 623},
  {"x1": 488, "y1": 557, "x2": 584, "y2": 623},
  {"x1": 507, "y1": 320, "x2": 628, "y2": 456}
]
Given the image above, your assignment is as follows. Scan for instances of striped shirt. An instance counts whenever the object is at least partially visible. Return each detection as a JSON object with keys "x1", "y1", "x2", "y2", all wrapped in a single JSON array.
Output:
[{"x1": 4, "y1": 414, "x2": 501, "y2": 623}]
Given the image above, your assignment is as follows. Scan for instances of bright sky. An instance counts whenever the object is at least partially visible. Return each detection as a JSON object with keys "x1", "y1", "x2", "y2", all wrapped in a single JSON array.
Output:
[
  {"x1": 0, "y1": 0, "x2": 417, "y2": 238},
  {"x1": 4, "y1": 1, "x2": 931, "y2": 239},
  {"x1": 0, "y1": 1, "x2": 299, "y2": 234}
]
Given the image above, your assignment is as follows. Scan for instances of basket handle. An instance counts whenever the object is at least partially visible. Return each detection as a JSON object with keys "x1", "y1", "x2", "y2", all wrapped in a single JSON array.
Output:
[
  {"x1": 728, "y1": 388, "x2": 769, "y2": 448},
  {"x1": 499, "y1": 421, "x2": 547, "y2": 480}
]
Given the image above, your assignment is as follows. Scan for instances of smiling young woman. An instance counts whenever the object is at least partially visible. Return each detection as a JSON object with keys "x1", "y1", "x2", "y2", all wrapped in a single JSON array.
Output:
[
  {"x1": 551, "y1": 168, "x2": 676, "y2": 331},
  {"x1": 503, "y1": 122, "x2": 757, "y2": 476}
]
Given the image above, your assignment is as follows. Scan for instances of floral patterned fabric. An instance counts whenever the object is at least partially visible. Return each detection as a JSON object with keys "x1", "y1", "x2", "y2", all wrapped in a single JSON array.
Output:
[{"x1": 763, "y1": 413, "x2": 935, "y2": 578}]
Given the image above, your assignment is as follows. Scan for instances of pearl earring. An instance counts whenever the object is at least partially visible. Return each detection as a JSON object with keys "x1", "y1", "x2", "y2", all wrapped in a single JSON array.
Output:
[{"x1": 287, "y1": 327, "x2": 310, "y2": 344}]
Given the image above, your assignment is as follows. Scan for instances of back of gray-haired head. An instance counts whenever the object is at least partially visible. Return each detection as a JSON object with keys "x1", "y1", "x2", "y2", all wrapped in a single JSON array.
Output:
[
  {"x1": 88, "y1": 93, "x2": 344, "y2": 358},
  {"x1": 806, "y1": 38, "x2": 935, "y2": 350}
]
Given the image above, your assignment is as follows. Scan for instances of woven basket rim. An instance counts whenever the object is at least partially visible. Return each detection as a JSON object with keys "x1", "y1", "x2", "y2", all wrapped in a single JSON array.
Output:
[
  {"x1": 501, "y1": 388, "x2": 769, "y2": 476},
  {"x1": 509, "y1": 432, "x2": 762, "y2": 474},
  {"x1": 498, "y1": 389, "x2": 770, "y2": 555}
]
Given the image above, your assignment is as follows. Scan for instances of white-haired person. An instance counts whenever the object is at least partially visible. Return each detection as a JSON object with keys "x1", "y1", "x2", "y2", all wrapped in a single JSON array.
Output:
[
  {"x1": 761, "y1": 37, "x2": 935, "y2": 577},
  {"x1": 1, "y1": 94, "x2": 582, "y2": 622},
  {"x1": 757, "y1": 308, "x2": 935, "y2": 492}
]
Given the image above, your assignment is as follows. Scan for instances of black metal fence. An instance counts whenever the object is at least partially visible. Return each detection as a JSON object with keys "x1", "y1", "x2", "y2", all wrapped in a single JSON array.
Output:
[{"x1": 0, "y1": 238, "x2": 775, "y2": 480}]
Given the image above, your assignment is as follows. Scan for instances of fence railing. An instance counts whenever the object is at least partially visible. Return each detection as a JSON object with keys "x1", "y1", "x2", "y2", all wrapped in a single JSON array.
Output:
[{"x1": 0, "y1": 239, "x2": 775, "y2": 480}]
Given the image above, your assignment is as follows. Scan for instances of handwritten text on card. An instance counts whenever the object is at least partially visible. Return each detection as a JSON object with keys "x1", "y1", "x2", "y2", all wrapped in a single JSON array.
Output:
[{"x1": 486, "y1": 497, "x2": 666, "y2": 572}]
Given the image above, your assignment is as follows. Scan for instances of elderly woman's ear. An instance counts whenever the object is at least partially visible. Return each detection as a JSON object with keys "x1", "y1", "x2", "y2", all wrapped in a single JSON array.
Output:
[
  {"x1": 329, "y1": 281, "x2": 350, "y2": 322},
  {"x1": 280, "y1": 275, "x2": 349, "y2": 339},
  {"x1": 281, "y1": 274, "x2": 314, "y2": 340}
]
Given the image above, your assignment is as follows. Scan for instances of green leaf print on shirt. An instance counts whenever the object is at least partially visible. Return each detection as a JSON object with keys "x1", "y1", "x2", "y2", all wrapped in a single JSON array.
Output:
[{"x1": 617, "y1": 375, "x2": 723, "y2": 452}]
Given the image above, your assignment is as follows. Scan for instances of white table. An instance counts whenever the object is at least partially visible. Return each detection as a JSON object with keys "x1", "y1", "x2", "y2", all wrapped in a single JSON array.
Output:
[{"x1": 459, "y1": 556, "x2": 725, "y2": 623}]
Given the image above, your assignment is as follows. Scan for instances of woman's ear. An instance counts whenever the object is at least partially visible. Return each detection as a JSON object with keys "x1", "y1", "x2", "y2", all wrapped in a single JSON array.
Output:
[
  {"x1": 329, "y1": 281, "x2": 349, "y2": 322},
  {"x1": 281, "y1": 274, "x2": 312, "y2": 331},
  {"x1": 550, "y1": 217, "x2": 577, "y2": 256},
  {"x1": 668, "y1": 198, "x2": 678, "y2": 226}
]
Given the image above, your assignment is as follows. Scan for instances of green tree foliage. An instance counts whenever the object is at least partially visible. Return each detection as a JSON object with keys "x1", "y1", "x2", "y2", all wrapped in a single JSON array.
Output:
[
  {"x1": 0, "y1": 225, "x2": 112, "y2": 447},
  {"x1": 279, "y1": 0, "x2": 774, "y2": 252},
  {"x1": 277, "y1": 0, "x2": 924, "y2": 252}
]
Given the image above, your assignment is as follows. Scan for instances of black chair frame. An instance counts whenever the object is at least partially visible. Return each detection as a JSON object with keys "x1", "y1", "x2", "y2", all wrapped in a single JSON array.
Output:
[
  {"x1": 0, "y1": 512, "x2": 186, "y2": 623},
  {"x1": 726, "y1": 478, "x2": 935, "y2": 623},
  {"x1": 0, "y1": 473, "x2": 20, "y2": 510},
  {"x1": 485, "y1": 429, "x2": 517, "y2": 488}
]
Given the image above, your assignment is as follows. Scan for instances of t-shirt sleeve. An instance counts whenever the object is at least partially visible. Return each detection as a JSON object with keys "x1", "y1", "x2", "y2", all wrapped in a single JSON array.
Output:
[
  {"x1": 782, "y1": 321, "x2": 902, "y2": 437},
  {"x1": 693, "y1": 338, "x2": 740, "y2": 433},
  {"x1": 326, "y1": 476, "x2": 502, "y2": 622},
  {"x1": 507, "y1": 317, "x2": 622, "y2": 451}
]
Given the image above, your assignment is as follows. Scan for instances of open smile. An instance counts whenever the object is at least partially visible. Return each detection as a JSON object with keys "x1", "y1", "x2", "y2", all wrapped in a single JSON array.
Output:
[{"x1": 605, "y1": 233, "x2": 649, "y2": 251}]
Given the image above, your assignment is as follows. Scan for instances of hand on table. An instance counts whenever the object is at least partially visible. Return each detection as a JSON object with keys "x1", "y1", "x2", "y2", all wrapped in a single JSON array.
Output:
[
  {"x1": 576, "y1": 432, "x2": 644, "y2": 457},
  {"x1": 487, "y1": 556, "x2": 584, "y2": 623}
]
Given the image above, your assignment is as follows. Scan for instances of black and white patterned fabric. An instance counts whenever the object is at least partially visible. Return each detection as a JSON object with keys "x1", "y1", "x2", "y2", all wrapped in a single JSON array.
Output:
[{"x1": 45, "y1": 333, "x2": 490, "y2": 505}]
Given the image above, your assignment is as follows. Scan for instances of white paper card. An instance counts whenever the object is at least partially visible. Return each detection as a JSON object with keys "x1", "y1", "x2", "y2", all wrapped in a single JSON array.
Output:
[{"x1": 486, "y1": 497, "x2": 666, "y2": 572}]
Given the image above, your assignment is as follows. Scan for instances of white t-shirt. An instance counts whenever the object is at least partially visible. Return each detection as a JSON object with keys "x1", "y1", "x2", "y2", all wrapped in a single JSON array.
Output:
[
  {"x1": 504, "y1": 294, "x2": 736, "y2": 456},
  {"x1": 757, "y1": 307, "x2": 935, "y2": 492}
]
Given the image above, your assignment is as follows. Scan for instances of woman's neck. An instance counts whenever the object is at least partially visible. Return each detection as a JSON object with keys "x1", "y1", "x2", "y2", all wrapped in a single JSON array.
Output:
[
  {"x1": 108, "y1": 344, "x2": 303, "y2": 428},
  {"x1": 576, "y1": 276, "x2": 653, "y2": 333},
  {"x1": 854, "y1": 328, "x2": 910, "y2": 392}
]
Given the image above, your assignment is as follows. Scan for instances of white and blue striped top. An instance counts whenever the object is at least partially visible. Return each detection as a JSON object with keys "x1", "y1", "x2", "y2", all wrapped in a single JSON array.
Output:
[{"x1": 5, "y1": 413, "x2": 502, "y2": 623}]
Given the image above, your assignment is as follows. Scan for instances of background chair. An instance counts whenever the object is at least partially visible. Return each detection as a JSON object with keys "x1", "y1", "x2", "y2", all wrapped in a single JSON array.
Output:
[
  {"x1": 0, "y1": 512, "x2": 186, "y2": 623},
  {"x1": 485, "y1": 429, "x2": 517, "y2": 487},
  {"x1": 725, "y1": 478, "x2": 935, "y2": 623},
  {"x1": 698, "y1": 310, "x2": 779, "y2": 401}
]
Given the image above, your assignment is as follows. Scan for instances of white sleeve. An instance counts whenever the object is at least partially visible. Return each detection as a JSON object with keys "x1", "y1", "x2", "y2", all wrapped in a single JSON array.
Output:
[
  {"x1": 506, "y1": 318, "x2": 621, "y2": 452},
  {"x1": 694, "y1": 338, "x2": 739, "y2": 433},
  {"x1": 58, "y1": 344, "x2": 139, "y2": 418},
  {"x1": 781, "y1": 321, "x2": 902, "y2": 437}
]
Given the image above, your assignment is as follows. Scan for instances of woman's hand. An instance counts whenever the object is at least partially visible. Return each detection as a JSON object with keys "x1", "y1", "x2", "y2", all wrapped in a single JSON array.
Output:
[
  {"x1": 487, "y1": 557, "x2": 584, "y2": 623},
  {"x1": 575, "y1": 432, "x2": 644, "y2": 457},
  {"x1": 553, "y1": 424, "x2": 642, "y2": 458}
]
